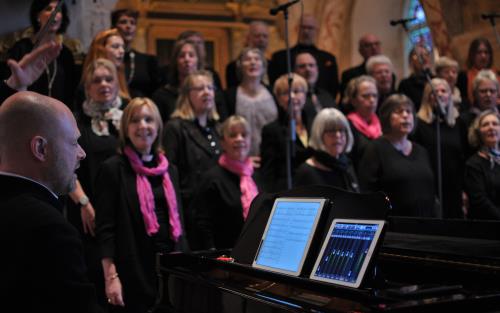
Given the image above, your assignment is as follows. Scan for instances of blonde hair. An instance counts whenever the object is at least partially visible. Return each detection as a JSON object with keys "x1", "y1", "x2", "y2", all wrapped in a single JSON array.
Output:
[
  {"x1": 468, "y1": 109, "x2": 500, "y2": 148},
  {"x1": 82, "y1": 28, "x2": 130, "y2": 100},
  {"x1": 342, "y1": 75, "x2": 377, "y2": 110},
  {"x1": 82, "y1": 58, "x2": 118, "y2": 100},
  {"x1": 418, "y1": 78, "x2": 458, "y2": 126},
  {"x1": 119, "y1": 97, "x2": 164, "y2": 154},
  {"x1": 220, "y1": 115, "x2": 250, "y2": 139},
  {"x1": 273, "y1": 73, "x2": 308, "y2": 97},
  {"x1": 171, "y1": 70, "x2": 219, "y2": 121}
]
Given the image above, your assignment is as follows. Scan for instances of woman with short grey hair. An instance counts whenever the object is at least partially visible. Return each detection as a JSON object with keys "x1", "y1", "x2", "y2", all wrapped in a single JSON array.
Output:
[{"x1": 294, "y1": 108, "x2": 359, "y2": 192}]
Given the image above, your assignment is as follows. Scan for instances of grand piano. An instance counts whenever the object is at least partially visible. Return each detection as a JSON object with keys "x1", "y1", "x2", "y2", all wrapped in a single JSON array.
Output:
[{"x1": 160, "y1": 187, "x2": 500, "y2": 312}]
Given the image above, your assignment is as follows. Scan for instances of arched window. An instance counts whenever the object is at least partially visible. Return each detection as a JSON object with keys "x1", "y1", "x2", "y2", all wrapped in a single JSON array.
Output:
[{"x1": 405, "y1": 0, "x2": 433, "y2": 51}]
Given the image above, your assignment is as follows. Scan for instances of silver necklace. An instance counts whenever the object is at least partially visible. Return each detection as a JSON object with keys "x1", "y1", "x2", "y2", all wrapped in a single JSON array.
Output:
[{"x1": 45, "y1": 61, "x2": 57, "y2": 97}]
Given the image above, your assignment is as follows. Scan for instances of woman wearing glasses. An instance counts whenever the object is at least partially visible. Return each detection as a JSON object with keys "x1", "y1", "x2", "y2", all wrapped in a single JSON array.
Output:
[{"x1": 163, "y1": 70, "x2": 222, "y2": 246}]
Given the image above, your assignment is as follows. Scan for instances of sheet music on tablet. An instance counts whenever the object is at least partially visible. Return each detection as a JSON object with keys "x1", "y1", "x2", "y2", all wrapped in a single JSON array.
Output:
[{"x1": 253, "y1": 198, "x2": 327, "y2": 276}]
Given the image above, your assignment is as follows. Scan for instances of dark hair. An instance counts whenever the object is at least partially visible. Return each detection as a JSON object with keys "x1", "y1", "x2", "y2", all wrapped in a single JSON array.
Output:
[
  {"x1": 378, "y1": 94, "x2": 416, "y2": 134},
  {"x1": 30, "y1": 0, "x2": 70, "y2": 34},
  {"x1": 466, "y1": 37, "x2": 493, "y2": 69},
  {"x1": 177, "y1": 30, "x2": 203, "y2": 41},
  {"x1": 167, "y1": 39, "x2": 204, "y2": 86},
  {"x1": 111, "y1": 9, "x2": 139, "y2": 27}
]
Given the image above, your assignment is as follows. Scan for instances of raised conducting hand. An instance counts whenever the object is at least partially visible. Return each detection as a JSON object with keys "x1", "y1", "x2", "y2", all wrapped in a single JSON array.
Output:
[{"x1": 5, "y1": 41, "x2": 61, "y2": 91}]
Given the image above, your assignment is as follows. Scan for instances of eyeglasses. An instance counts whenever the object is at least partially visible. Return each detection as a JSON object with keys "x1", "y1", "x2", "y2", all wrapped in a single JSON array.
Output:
[
  {"x1": 324, "y1": 128, "x2": 347, "y2": 135},
  {"x1": 190, "y1": 85, "x2": 215, "y2": 92}
]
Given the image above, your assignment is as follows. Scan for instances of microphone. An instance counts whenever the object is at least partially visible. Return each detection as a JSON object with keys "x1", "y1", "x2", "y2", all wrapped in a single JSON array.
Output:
[
  {"x1": 270, "y1": 0, "x2": 300, "y2": 16},
  {"x1": 390, "y1": 17, "x2": 417, "y2": 26},
  {"x1": 481, "y1": 13, "x2": 500, "y2": 19}
]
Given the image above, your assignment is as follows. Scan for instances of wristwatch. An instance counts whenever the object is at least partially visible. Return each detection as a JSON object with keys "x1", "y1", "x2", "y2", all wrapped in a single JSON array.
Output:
[{"x1": 78, "y1": 195, "x2": 89, "y2": 207}]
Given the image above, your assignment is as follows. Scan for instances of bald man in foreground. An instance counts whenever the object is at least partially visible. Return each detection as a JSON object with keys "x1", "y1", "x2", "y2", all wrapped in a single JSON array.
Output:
[{"x1": 0, "y1": 92, "x2": 101, "y2": 312}]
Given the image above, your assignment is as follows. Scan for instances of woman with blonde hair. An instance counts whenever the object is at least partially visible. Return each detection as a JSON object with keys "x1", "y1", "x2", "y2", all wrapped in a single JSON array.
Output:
[
  {"x1": 260, "y1": 73, "x2": 312, "y2": 192},
  {"x1": 412, "y1": 78, "x2": 467, "y2": 218},
  {"x1": 192, "y1": 115, "x2": 260, "y2": 250},
  {"x1": 163, "y1": 70, "x2": 222, "y2": 245},
  {"x1": 464, "y1": 109, "x2": 500, "y2": 219},
  {"x1": 95, "y1": 97, "x2": 185, "y2": 312},
  {"x1": 343, "y1": 75, "x2": 380, "y2": 169},
  {"x1": 81, "y1": 28, "x2": 130, "y2": 102}
]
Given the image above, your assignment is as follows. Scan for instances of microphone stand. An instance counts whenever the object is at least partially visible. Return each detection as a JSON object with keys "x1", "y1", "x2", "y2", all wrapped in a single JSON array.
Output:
[
  {"x1": 271, "y1": 0, "x2": 300, "y2": 190},
  {"x1": 482, "y1": 14, "x2": 500, "y2": 47},
  {"x1": 397, "y1": 20, "x2": 443, "y2": 217}
]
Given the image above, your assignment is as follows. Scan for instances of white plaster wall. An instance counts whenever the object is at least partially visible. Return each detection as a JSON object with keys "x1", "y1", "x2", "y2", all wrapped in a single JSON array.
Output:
[
  {"x1": 350, "y1": 0, "x2": 406, "y2": 84},
  {"x1": 66, "y1": 0, "x2": 118, "y2": 51}
]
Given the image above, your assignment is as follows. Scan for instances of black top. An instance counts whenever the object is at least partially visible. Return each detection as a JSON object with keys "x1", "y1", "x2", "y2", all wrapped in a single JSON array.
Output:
[
  {"x1": 464, "y1": 153, "x2": 500, "y2": 220},
  {"x1": 163, "y1": 117, "x2": 222, "y2": 209},
  {"x1": 95, "y1": 153, "x2": 184, "y2": 312},
  {"x1": 294, "y1": 152, "x2": 359, "y2": 193},
  {"x1": 151, "y1": 84, "x2": 178, "y2": 123},
  {"x1": 192, "y1": 165, "x2": 259, "y2": 250},
  {"x1": 348, "y1": 119, "x2": 377, "y2": 171},
  {"x1": 0, "y1": 174, "x2": 100, "y2": 313},
  {"x1": 268, "y1": 43, "x2": 339, "y2": 99},
  {"x1": 125, "y1": 49, "x2": 161, "y2": 98},
  {"x1": 7, "y1": 38, "x2": 77, "y2": 110},
  {"x1": 411, "y1": 118, "x2": 468, "y2": 218},
  {"x1": 67, "y1": 110, "x2": 124, "y2": 233},
  {"x1": 340, "y1": 62, "x2": 366, "y2": 100},
  {"x1": 303, "y1": 86, "x2": 336, "y2": 127},
  {"x1": 358, "y1": 137, "x2": 436, "y2": 217},
  {"x1": 260, "y1": 108, "x2": 313, "y2": 192},
  {"x1": 397, "y1": 73, "x2": 429, "y2": 112}
]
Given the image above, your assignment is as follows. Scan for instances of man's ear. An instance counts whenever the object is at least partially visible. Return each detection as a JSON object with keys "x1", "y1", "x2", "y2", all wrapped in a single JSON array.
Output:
[{"x1": 31, "y1": 136, "x2": 48, "y2": 162}]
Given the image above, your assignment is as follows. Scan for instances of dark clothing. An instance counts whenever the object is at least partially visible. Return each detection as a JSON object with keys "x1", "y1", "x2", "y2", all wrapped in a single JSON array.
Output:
[
  {"x1": 303, "y1": 87, "x2": 336, "y2": 127},
  {"x1": 151, "y1": 84, "x2": 178, "y2": 123},
  {"x1": 95, "y1": 154, "x2": 184, "y2": 313},
  {"x1": 340, "y1": 62, "x2": 366, "y2": 98},
  {"x1": 0, "y1": 174, "x2": 99, "y2": 313},
  {"x1": 269, "y1": 44, "x2": 339, "y2": 99},
  {"x1": 411, "y1": 118, "x2": 467, "y2": 218},
  {"x1": 464, "y1": 153, "x2": 500, "y2": 220},
  {"x1": 125, "y1": 49, "x2": 161, "y2": 98},
  {"x1": 398, "y1": 73, "x2": 429, "y2": 111},
  {"x1": 358, "y1": 137, "x2": 436, "y2": 217},
  {"x1": 260, "y1": 109, "x2": 313, "y2": 192},
  {"x1": 193, "y1": 165, "x2": 258, "y2": 250},
  {"x1": 294, "y1": 152, "x2": 359, "y2": 193},
  {"x1": 0, "y1": 80, "x2": 16, "y2": 103},
  {"x1": 163, "y1": 117, "x2": 222, "y2": 236},
  {"x1": 7, "y1": 38, "x2": 77, "y2": 110},
  {"x1": 225, "y1": 59, "x2": 239, "y2": 88},
  {"x1": 348, "y1": 120, "x2": 377, "y2": 171}
]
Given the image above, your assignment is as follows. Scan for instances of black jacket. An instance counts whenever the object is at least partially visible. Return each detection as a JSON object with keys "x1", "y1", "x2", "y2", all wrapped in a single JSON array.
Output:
[{"x1": 0, "y1": 174, "x2": 100, "y2": 313}]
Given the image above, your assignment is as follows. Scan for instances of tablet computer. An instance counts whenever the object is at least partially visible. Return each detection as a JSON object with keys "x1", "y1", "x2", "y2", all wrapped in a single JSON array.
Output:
[
  {"x1": 252, "y1": 197, "x2": 327, "y2": 276},
  {"x1": 309, "y1": 219, "x2": 385, "y2": 288}
]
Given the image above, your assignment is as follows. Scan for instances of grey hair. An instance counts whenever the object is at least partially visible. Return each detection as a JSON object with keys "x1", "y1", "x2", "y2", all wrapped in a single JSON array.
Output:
[
  {"x1": 366, "y1": 55, "x2": 393, "y2": 74},
  {"x1": 473, "y1": 69, "x2": 499, "y2": 95},
  {"x1": 309, "y1": 108, "x2": 354, "y2": 153}
]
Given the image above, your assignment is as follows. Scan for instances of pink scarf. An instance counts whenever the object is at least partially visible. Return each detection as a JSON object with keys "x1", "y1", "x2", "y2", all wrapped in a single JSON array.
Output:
[
  {"x1": 218, "y1": 154, "x2": 258, "y2": 220},
  {"x1": 347, "y1": 112, "x2": 382, "y2": 139},
  {"x1": 124, "y1": 146, "x2": 182, "y2": 241}
]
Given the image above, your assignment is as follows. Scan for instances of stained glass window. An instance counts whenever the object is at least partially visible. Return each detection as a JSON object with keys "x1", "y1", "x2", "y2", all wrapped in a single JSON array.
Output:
[{"x1": 406, "y1": 0, "x2": 433, "y2": 51}]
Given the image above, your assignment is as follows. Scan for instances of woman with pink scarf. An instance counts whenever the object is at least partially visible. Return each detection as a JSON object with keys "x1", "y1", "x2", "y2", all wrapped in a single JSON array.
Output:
[
  {"x1": 95, "y1": 98, "x2": 185, "y2": 312},
  {"x1": 192, "y1": 115, "x2": 259, "y2": 250},
  {"x1": 343, "y1": 75, "x2": 381, "y2": 169}
]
